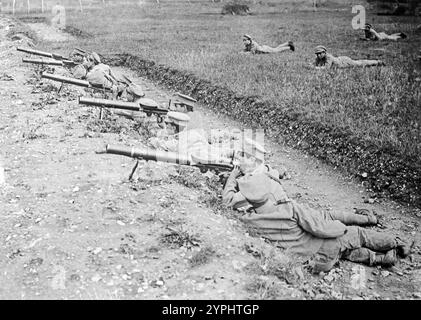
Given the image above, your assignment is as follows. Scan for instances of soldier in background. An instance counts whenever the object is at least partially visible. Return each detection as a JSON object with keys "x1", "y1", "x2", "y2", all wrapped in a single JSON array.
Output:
[
  {"x1": 313, "y1": 45, "x2": 385, "y2": 69},
  {"x1": 242, "y1": 34, "x2": 295, "y2": 54},
  {"x1": 363, "y1": 23, "x2": 407, "y2": 41},
  {"x1": 222, "y1": 144, "x2": 411, "y2": 273}
]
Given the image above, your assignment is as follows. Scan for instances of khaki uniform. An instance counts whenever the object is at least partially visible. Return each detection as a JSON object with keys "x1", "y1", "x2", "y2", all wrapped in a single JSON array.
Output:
[
  {"x1": 365, "y1": 29, "x2": 406, "y2": 41},
  {"x1": 245, "y1": 40, "x2": 290, "y2": 54},
  {"x1": 71, "y1": 64, "x2": 87, "y2": 79},
  {"x1": 86, "y1": 63, "x2": 114, "y2": 88},
  {"x1": 315, "y1": 53, "x2": 383, "y2": 69},
  {"x1": 222, "y1": 166, "x2": 399, "y2": 272}
]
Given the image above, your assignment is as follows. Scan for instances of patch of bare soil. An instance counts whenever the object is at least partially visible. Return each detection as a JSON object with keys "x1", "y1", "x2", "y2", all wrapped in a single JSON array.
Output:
[
  {"x1": 0, "y1": 16, "x2": 420, "y2": 300},
  {"x1": 26, "y1": 22, "x2": 74, "y2": 42}
]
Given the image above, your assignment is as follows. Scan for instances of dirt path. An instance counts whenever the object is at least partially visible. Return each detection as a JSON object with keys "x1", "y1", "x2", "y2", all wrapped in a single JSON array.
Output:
[{"x1": 1, "y1": 19, "x2": 420, "y2": 300}]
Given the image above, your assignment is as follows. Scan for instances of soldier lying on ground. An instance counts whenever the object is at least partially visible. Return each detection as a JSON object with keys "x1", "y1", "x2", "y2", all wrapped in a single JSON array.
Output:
[
  {"x1": 222, "y1": 144, "x2": 411, "y2": 273},
  {"x1": 242, "y1": 34, "x2": 295, "y2": 54},
  {"x1": 84, "y1": 52, "x2": 126, "y2": 99},
  {"x1": 362, "y1": 23, "x2": 407, "y2": 41},
  {"x1": 313, "y1": 45, "x2": 385, "y2": 69}
]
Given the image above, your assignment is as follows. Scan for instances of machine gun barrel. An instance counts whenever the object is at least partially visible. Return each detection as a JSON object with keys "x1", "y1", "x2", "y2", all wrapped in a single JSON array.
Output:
[
  {"x1": 79, "y1": 97, "x2": 139, "y2": 111},
  {"x1": 78, "y1": 97, "x2": 170, "y2": 117},
  {"x1": 41, "y1": 72, "x2": 111, "y2": 91},
  {"x1": 105, "y1": 145, "x2": 192, "y2": 165},
  {"x1": 103, "y1": 145, "x2": 234, "y2": 174},
  {"x1": 17, "y1": 47, "x2": 69, "y2": 60},
  {"x1": 22, "y1": 58, "x2": 64, "y2": 66}
]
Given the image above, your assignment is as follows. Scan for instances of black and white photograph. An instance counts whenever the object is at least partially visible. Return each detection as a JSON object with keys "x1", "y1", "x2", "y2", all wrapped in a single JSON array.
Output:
[{"x1": 0, "y1": 0, "x2": 420, "y2": 303}]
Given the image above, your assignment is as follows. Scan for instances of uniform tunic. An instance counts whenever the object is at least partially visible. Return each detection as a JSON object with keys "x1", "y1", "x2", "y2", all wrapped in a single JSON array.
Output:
[
  {"x1": 71, "y1": 64, "x2": 87, "y2": 79},
  {"x1": 222, "y1": 166, "x2": 347, "y2": 257},
  {"x1": 85, "y1": 63, "x2": 114, "y2": 87}
]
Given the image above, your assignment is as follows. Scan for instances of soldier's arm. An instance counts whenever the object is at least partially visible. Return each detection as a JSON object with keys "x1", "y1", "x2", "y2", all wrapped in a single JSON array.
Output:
[
  {"x1": 264, "y1": 165, "x2": 290, "y2": 180},
  {"x1": 108, "y1": 68, "x2": 119, "y2": 82},
  {"x1": 370, "y1": 28, "x2": 381, "y2": 40},
  {"x1": 222, "y1": 168, "x2": 250, "y2": 210},
  {"x1": 313, "y1": 58, "x2": 326, "y2": 70}
]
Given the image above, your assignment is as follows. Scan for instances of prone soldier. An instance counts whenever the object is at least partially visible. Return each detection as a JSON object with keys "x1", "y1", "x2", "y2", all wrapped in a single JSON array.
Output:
[
  {"x1": 222, "y1": 144, "x2": 411, "y2": 273},
  {"x1": 242, "y1": 34, "x2": 295, "y2": 54},
  {"x1": 363, "y1": 23, "x2": 407, "y2": 41},
  {"x1": 84, "y1": 52, "x2": 126, "y2": 99},
  {"x1": 313, "y1": 45, "x2": 385, "y2": 69}
]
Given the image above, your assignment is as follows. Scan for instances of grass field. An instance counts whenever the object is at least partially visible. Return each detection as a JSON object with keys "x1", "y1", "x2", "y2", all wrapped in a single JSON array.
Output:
[{"x1": 47, "y1": 0, "x2": 420, "y2": 161}]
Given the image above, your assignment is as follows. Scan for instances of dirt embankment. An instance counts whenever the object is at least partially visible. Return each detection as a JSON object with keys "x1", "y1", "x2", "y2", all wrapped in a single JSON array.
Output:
[{"x1": 103, "y1": 53, "x2": 421, "y2": 209}]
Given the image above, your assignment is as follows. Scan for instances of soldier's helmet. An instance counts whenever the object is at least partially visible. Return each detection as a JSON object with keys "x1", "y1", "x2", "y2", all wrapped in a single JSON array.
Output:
[
  {"x1": 126, "y1": 84, "x2": 145, "y2": 100},
  {"x1": 314, "y1": 45, "x2": 327, "y2": 54},
  {"x1": 243, "y1": 34, "x2": 252, "y2": 40},
  {"x1": 364, "y1": 23, "x2": 372, "y2": 30},
  {"x1": 165, "y1": 111, "x2": 190, "y2": 131}
]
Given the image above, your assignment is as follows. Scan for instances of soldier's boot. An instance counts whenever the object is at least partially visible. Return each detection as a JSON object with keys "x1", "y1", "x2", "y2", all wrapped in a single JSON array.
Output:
[
  {"x1": 354, "y1": 208, "x2": 378, "y2": 225},
  {"x1": 288, "y1": 41, "x2": 295, "y2": 51},
  {"x1": 395, "y1": 237, "x2": 411, "y2": 258},
  {"x1": 370, "y1": 249, "x2": 397, "y2": 267}
]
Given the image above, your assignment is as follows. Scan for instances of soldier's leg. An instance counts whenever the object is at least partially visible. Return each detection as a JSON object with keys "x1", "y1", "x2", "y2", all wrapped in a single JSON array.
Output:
[
  {"x1": 274, "y1": 42, "x2": 290, "y2": 49},
  {"x1": 258, "y1": 44, "x2": 289, "y2": 53},
  {"x1": 341, "y1": 248, "x2": 397, "y2": 267},
  {"x1": 339, "y1": 226, "x2": 397, "y2": 253},
  {"x1": 353, "y1": 59, "x2": 383, "y2": 67},
  {"x1": 326, "y1": 210, "x2": 377, "y2": 226},
  {"x1": 310, "y1": 238, "x2": 341, "y2": 274}
]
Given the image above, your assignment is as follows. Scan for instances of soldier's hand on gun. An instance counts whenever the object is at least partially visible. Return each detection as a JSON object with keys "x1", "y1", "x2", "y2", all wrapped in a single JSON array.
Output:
[{"x1": 231, "y1": 165, "x2": 242, "y2": 178}]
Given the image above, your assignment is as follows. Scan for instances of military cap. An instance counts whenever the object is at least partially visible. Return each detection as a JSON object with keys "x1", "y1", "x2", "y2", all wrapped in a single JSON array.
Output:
[
  {"x1": 165, "y1": 111, "x2": 190, "y2": 128},
  {"x1": 243, "y1": 34, "x2": 252, "y2": 40},
  {"x1": 127, "y1": 84, "x2": 145, "y2": 98},
  {"x1": 241, "y1": 137, "x2": 266, "y2": 161},
  {"x1": 137, "y1": 97, "x2": 158, "y2": 108},
  {"x1": 173, "y1": 92, "x2": 196, "y2": 112},
  {"x1": 91, "y1": 52, "x2": 101, "y2": 64},
  {"x1": 315, "y1": 45, "x2": 327, "y2": 54}
]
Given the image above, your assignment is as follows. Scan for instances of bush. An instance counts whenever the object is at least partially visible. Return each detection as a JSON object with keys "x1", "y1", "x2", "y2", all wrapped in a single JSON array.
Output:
[{"x1": 221, "y1": 2, "x2": 251, "y2": 16}]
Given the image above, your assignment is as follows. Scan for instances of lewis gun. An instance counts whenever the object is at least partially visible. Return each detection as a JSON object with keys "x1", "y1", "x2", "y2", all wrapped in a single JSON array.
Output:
[
  {"x1": 97, "y1": 144, "x2": 235, "y2": 180},
  {"x1": 78, "y1": 97, "x2": 169, "y2": 121},
  {"x1": 41, "y1": 72, "x2": 112, "y2": 92}
]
